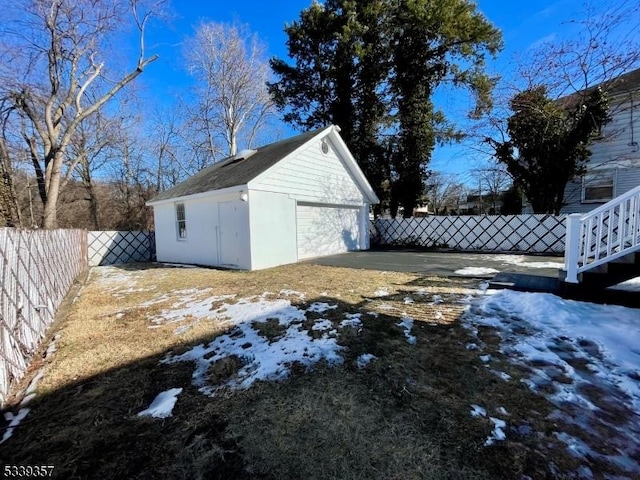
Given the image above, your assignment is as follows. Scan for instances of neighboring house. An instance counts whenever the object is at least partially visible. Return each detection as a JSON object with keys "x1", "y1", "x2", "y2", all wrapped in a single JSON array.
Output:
[
  {"x1": 561, "y1": 68, "x2": 640, "y2": 214},
  {"x1": 458, "y1": 192, "x2": 505, "y2": 215},
  {"x1": 146, "y1": 125, "x2": 379, "y2": 270}
]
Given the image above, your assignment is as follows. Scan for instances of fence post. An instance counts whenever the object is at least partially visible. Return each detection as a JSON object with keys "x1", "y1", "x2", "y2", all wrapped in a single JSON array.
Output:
[{"x1": 564, "y1": 214, "x2": 582, "y2": 284}]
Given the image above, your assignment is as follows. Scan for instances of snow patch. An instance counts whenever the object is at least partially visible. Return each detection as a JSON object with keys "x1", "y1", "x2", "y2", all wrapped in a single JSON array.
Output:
[
  {"x1": 138, "y1": 388, "x2": 183, "y2": 418},
  {"x1": 464, "y1": 289, "x2": 640, "y2": 474},
  {"x1": 162, "y1": 297, "x2": 344, "y2": 395},
  {"x1": 307, "y1": 302, "x2": 338, "y2": 313},
  {"x1": 470, "y1": 404, "x2": 486, "y2": 417},
  {"x1": 1, "y1": 408, "x2": 30, "y2": 444},
  {"x1": 490, "y1": 254, "x2": 564, "y2": 269},
  {"x1": 280, "y1": 289, "x2": 305, "y2": 299},
  {"x1": 340, "y1": 313, "x2": 362, "y2": 328},
  {"x1": 455, "y1": 267, "x2": 500, "y2": 276},
  {"x1": 485, "y1": 417, "x2": 507, "y2": 446},
  {"x1": 609, "y1": 276, "x2": 640, "y2": 292},
  {"x1": 355, "y1": 353, "x2": 377, "y2": 368},
  {"x1": 397, "y1": 317, "x2": 417, "y2": 344}
]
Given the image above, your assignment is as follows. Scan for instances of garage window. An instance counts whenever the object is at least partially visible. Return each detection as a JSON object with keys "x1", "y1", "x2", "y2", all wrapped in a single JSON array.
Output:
[
  {"x1": 582, "y1": 170, "x2": 615, "y2": 203},
  {"x1": 175, "y1": 203, "x2": 187, "y2": 240}
]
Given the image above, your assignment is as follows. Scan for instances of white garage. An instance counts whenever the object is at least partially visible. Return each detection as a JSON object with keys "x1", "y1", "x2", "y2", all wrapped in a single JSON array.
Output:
[{"x1": 146, "y1": 125, "x2": 379, "y2": 270}]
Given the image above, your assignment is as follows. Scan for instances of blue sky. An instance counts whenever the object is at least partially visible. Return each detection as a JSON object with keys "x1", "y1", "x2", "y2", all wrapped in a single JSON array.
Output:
[{"x1": 139, "y1": 0, "x2": 594, "y2": 180}]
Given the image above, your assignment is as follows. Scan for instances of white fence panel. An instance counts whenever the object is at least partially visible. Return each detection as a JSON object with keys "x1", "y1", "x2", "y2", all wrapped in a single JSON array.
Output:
[
  {"x1": 88, "y1": 231, "x2": 155, "y2": 266},
  {"x1": 0, "y1": 229, "x2": 87, "y2": 404},
  {"x1": 372, "y1": 215, "x2": 566, "y2": 254}
]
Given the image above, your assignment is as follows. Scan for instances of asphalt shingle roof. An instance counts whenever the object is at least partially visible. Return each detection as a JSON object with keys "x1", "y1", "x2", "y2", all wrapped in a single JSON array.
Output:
[
  {"x1": 148, "y1": 128, "x2": 325, "y2": 203},
  {"x1": 558, "y1": 67, "x2": 640, "y2": 108}
]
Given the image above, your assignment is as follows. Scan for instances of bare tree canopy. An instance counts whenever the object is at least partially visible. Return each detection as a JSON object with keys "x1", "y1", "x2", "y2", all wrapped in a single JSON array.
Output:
[
  {"x1": 423, "y1": 172, "x2": 467, "y2": 215},
  {"x1": 184, "y1": 21, "x2": 275, "y2": 158},
  {"x1": 518, "y1": 0, "x2": 640, "y2": 97},
  {"x1": 0, "y1": 0, "x2": 163, "y2": 228}
]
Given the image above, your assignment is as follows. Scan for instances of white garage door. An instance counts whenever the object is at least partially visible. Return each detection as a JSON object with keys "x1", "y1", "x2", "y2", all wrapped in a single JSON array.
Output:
[{"x1": 296, "y1": 204, "x2": 361, "y2": 260}]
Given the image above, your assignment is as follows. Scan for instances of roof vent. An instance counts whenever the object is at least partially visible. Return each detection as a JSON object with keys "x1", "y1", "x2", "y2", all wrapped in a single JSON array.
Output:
[{"x1": 234, "y1": 148, "x2": 257, "y2": 160}]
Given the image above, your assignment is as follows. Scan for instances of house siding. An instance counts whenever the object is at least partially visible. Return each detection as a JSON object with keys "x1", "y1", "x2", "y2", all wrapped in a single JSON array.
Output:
[
  {"x1": 249, "y1": 137, "x2": 364, "y2": 206},
  {"x1": 588, "y1": 98, "x2": 639, "y2": 167},
  {"x1": 561, "y1": 167, "x2": 640, "y2": 214},
  {"x1": 153, "y1": 192, "x2": 251, "y2": 268},
  {"x1": 562, "y1": 94, "x2": 640, "y2": 213},
  {"x1": 248, "y1": 190, "x2": 297, "y2": 270}
]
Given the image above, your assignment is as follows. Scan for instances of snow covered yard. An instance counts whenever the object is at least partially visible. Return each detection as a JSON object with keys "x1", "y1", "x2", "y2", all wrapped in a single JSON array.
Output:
[
  {"x1": 464, "y1": 288, "x2": 640, "y2": 478},
  {"x1": 1, "y1": 262, "x2": 639, "y2": 479}
]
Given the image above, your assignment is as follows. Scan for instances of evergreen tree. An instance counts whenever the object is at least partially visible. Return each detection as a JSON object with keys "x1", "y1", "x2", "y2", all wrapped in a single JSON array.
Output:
[
  {"x1": 269, "y1": 0, "x2": 501, "y2": 217},
  {"x1": 490, "y1": 86, "x2": 610, "y2": 214}
]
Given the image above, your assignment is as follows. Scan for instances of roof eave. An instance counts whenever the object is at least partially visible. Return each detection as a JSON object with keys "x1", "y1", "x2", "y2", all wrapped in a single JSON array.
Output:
[{"x1": 146, "y1": 184, "x2": 248, "y2": 207}]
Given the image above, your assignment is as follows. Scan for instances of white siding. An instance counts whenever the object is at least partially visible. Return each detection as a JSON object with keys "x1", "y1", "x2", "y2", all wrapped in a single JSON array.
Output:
[
  {"x1": 562, "y1": 94, "x2": 640, "y2": 213},
  {"x1": 562, "y1": 167, "x2": 640, "y2": 214},
  {"x1": 154, "y1": 193, "x2": 251, "y2": 269},
  {"x1": 249, "y1": 137, "x2": 363, "y2": 206},
  {"x1": 248, "y1": 191, "x2": 297, "y2": 270},
  {"x1": 587, "y1": 98, "x2": 640, "y2": 168},
  {"x1": 296, "y1": 204, "x2": 361, "y2": 260}
]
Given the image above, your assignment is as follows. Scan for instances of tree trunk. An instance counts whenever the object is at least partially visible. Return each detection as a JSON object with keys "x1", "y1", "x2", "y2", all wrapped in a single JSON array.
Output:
[
  {"x1": 0, "y1": 139, "x2": 22, "y2": 227},
  {"x1": 41, "y1": 152, "x2": 64, "y2": 229},
  {"x1": 87, "y1": 183, "x2": 100, "y2": 229},
  {"x1": 0, "y1": 171, "x2": 20, "y2": 227}
]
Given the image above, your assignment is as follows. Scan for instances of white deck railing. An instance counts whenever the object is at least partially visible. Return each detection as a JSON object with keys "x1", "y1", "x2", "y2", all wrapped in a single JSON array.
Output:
[{"x1": 564, "y1": 184, "x2": 640, "y2": 283}]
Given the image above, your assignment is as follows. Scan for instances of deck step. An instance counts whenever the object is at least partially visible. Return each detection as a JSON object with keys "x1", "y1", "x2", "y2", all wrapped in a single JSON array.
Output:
[
  {"x1": 490, "y1": 273, "x2": 560, "y2": 293},
  {"x1": 573, "y1": 252, "x2": 640, "y2": 289}
]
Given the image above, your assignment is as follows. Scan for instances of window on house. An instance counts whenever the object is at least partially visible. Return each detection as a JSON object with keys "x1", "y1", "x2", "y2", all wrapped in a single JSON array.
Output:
[
  {"x1": 582, "y1": 170, "x2": 615, "y2": 203},
  {"x1": 175, "y1": 203, "x2": 187, "y2": 239}
]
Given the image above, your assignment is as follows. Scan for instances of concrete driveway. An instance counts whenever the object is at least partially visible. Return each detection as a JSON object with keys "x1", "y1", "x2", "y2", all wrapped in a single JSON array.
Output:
[{"x1": 306, "y1": 249, "x2": 564, "y2": 279}]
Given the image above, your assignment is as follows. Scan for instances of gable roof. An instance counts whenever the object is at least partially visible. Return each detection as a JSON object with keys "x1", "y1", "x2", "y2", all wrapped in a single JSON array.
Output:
[{"x1": 147, "y1": 127, "x2": 327, "y2": 204}]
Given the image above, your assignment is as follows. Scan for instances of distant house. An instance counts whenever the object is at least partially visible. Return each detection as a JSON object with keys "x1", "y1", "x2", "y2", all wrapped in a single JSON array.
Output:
[
  {"x1": 561, "y1": 68, "x2": 640, "y2": 213},
  {"x1": 459, "y1": 192, "x2": 505, "y2": 215},
  {"x1": 146, "y1": 126, "x2": 379, "y2": 270}
]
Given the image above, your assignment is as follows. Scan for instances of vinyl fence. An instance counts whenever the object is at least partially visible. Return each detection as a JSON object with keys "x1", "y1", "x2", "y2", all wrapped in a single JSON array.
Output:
[
  {"x1": 0, "y1": 229, "x2": 155, "y2": 405},
  {"x1": 88, "y1": 230, "x2": 155, "y2": 266},
  {"x1": 371, "y1": 214, "x2": 567, "y2": 254},
  {"x1": 0, "y1": 229, "x2": 87, "y2": 405}
]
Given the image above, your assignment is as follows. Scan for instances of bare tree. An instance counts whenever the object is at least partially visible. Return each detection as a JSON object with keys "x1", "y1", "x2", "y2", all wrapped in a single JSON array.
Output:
[
  {"x1": 519, "y1": 0, "x2": 640, "y2": 98},
  {"x1": 184, "y1": 21, "x2": 275, "y2": 157},
  {"x1": 0, "y1": 0, "x2": 163, "y2": 228},
  {"x1": 109, "y1": 117, "x2": 155, "y2": 230},
  {"x1": 68, "y1": 111, "x2": 123, "y2": 229},
  {"x1": 470, "y1": 164, "x2": 512, "y2": 213},
  {"x1": 148, "y1": 105, "x2": 213, "y2": 191},
  {"x1": 423, "y1": 172, "x2": 467, "y2": 215}
]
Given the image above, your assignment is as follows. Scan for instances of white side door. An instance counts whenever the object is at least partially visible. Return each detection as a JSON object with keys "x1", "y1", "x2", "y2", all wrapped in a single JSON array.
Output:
[{"x1": 218, "y1": 201, "x2": 243, "y2": 267}]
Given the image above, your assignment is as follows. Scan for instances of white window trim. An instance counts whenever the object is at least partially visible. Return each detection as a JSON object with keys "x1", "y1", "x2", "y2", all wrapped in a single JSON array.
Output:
[
  {"x1": 175, "y1": 202, "x2": 187, "y2": 241},
  {"x1": 581, "y1": 169, "x2": 616, "y2": 204}
]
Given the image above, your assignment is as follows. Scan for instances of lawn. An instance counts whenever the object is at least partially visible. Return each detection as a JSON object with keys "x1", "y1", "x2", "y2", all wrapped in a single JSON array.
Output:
[{"x1": 1, "y1": 262, "x2": 639, "y2": 479}]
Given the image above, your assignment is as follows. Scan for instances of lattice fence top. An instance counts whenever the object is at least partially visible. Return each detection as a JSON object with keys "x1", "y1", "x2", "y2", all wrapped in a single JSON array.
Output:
[
  {"x1": 372, "y1": 214, "x2": 566, "y2": 254},
  {"x1": 88, "y1": 231, "x2": 155, "y2": 266},
  {"x1": 0, "y1": 228, "x2": 87, "y2": 405}
]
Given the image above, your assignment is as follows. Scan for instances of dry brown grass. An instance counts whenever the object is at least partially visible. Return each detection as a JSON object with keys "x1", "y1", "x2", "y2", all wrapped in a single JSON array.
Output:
[{"x1": 0, "y1": 262, "x2": 603, "y2": 479}]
